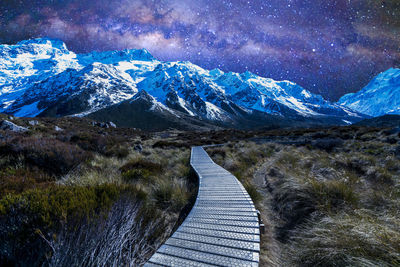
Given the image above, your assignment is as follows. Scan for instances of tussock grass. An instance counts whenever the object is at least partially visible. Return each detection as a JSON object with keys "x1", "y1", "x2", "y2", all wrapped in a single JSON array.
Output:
[
  {"x1": 207, "y1": 131, "x2": 400, "y2": 267},
  {"x1": 287, "y1": 210, "x2": 400, "y2": 267},
  {"x1": 0, "y1": 123, "x2": 194, "y2": 266}
]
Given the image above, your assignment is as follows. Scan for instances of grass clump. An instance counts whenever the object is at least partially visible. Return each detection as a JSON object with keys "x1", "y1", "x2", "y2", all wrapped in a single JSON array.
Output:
[
  {"x1": 243, "y1": 182, "x2": 263, "y2": 205},
  {"x1": 307, "y1": 178, "x2": 359, "y2": 211},
  {"x1": 153, "y1": 179, "x2": 190, "y2": 212},
  {"x1": 206, "y1": 128, "x2": 400, "y2": 267},
  {"x1": 287, "y1": 210, "x2": 400, "y2": 267}
]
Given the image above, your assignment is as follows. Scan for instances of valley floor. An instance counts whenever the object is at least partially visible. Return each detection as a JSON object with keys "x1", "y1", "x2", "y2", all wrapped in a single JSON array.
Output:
[{"x1": 0, "y1": 115, "x2": 399, "y2": 266}]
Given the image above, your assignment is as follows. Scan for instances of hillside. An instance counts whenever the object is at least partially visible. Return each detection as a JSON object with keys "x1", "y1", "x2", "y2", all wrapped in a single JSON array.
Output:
[
  {"x1": 339, "y1": 68, "x2": 400, "y2": 117},
  {"x1": 355, "y1": 114, "x2": 400, "y2": 128}
]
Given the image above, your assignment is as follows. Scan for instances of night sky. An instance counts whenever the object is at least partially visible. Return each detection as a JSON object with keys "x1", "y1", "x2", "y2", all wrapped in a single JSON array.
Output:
[{"x1": 1, "y1": 0, "x2": 399, "y2": 100}]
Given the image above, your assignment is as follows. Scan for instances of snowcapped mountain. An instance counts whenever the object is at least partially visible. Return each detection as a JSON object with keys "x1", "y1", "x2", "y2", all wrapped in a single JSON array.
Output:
[
  {"x1": 0, "y1": 38, "x2": 365, "y2": 129},
  {"x1": 339, "y1": 68, "x2": 400, "y2": 117}
]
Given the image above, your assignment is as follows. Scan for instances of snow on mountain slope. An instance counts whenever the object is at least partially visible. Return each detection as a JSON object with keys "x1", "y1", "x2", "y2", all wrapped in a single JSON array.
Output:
[
  {"x1": 216, "y1": 71, "x2": 358, "y2": 118},
  {"x1": 339, "y1": 68, "x2": 400, "y2": 117},
  {"x1": 0, "y1": 38, "x2": 364, "y2": 125},
  {"x1": 7, "y1": 63, "x2": 139, "y2": 117},
  {"x1": 136, "y1": 61, "x2": 233, "y2": 121},
  {"x1": 0, "y1": 38, "x2": 82, "y2": 110},
  {"x1": 79, "y1": 48, "x2": 154, "y2": 65}
]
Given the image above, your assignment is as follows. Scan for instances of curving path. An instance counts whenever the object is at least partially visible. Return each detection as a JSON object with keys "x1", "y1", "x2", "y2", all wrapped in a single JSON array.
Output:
[{"x1": 145, "y1": 146, "x2": 260, "y2": 267}]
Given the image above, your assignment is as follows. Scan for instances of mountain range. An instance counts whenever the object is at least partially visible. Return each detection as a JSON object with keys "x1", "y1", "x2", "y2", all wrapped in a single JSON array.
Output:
[{"x1": 0, "y1": 38, "x2": 396, "y2": 130}]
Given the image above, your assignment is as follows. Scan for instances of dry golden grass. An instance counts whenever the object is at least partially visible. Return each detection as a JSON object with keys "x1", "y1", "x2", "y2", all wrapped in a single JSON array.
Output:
[
  {"x1": 0, "y1": 131, "x2": 194, "y2": 266},
  {"x1": 207, "y1": 131, "x2": 400, "y2": 267}
]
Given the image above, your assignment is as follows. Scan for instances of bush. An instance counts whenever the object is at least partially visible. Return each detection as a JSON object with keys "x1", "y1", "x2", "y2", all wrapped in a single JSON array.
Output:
[
  {"x1": 122, "y1": 169, "x2": 152, "y2": 182},
  {"x1": 152, "y1": 140, "x2": 191, "y2": 149},
  {"x1": 69, "y1": 133, "x2": 127, "y2": 157},
  {"x1": 0, "y1": 167, "x2": 53, "y2": 195},
  {"x1": 105, "y1": 145, "x2": 129, "y2": 158},
  {"x1": 0, "y1": 184, "x2": 140, "y2": 266},
  {"x1": 0, "y1": 137, "x2": 91, "y2": 176},
  {"x1": 120, "y1": 158, "x2": 163, "y2": 173}
]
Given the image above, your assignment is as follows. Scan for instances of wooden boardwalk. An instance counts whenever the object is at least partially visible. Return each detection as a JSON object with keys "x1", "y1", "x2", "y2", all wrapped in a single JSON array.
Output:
[{"x1": 145, "y1": 146, "x2": 260, "y2": 266}]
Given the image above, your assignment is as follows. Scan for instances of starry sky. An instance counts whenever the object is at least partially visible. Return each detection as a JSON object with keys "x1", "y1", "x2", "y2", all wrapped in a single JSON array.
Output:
[{"x1": 1, "y1": 0, "x2": 399, "y2": 100}]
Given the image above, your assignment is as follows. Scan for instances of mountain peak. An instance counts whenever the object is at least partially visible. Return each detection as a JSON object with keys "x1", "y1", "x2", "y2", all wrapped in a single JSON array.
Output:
[
  {"x1": 80, "y1": 48, "x2": 155, "y2": 64},
  {"x1": 339, "y1": 68, "x2": 400, "y2": 117},
  {"x1": 209, "y1": 68, "x2": 224, "y2": 77},
  {"x1": 133, "y1": 90, "x2": 153, "y2": 101},
  {"x1": 16, "y1": 37, "x2": 68, "y2": 50},
  {"x1": 241, "y1": 70, "x2": 257, "y2": 79}
]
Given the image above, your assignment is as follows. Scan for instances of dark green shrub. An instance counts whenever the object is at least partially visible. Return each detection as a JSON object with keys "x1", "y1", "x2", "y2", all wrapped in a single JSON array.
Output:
[
  {"x1": 122, "y1": 169, "x2": 152, "y2": 182},
  {"x1": 0, "y1": 137, "x2": 91, "y2": 176},
  {"x1": 120, "y1": 158, "x2": 163, "y2": 173},
  {"x1": 69, "y1": 133, "x2": 126, "y2": 156},
  {"x1": 105, "y1": 146, "x2": 129, "y2": 158},
  {"x1": 152, "y1": 140, "x2": 191, "y2": 149},
  {"x1": 0, "y1": 184, "x2": 141, "y2": 266}
]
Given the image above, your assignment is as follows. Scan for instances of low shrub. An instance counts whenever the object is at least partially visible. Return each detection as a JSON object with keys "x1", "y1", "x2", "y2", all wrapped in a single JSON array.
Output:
[
  {"x1": 0, "y1": 184, "x2": 140, "y2": 266},
  {"x1": 69, "y1": 133, "x2": 127, "y2": 157},
  {"x1": 152, "y1": 140, "x2": 191, "y2": 149},
  {"x1": 122, "y1": 169, "x2": 152, "y2": 182},
  {"x1": 0, "y1": 167, "x2": 54, "y2": 196},
  {"x1": 120, "y1": 158, "x2": 163, "y2": 173},
  {"x1": 311, "y1": 138, "x2": 344, "y2": 152},
  {"x1": 0, "y1": 137, "x2": 91, "y2": 176},
  {"x1": 104, "y1": 145, "x2": 130, "y2": 158}
]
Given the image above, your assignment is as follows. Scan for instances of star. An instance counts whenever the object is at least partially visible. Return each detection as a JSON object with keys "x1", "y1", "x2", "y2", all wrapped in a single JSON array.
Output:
[{"x1": 0, "y1": 0, "x2": 399, "y2": 100}]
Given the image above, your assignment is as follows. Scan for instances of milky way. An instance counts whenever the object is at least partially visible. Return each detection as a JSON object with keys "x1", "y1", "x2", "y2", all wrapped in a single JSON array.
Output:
[{"x1": 1, "y1": 0, "x2": 399, "y2": 100}]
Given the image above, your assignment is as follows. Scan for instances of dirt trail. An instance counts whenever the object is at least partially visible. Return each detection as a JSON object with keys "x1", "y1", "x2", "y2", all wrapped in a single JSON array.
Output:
[{"x1": 253, "y1": 161, "x2": 283, "y2": 267}]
